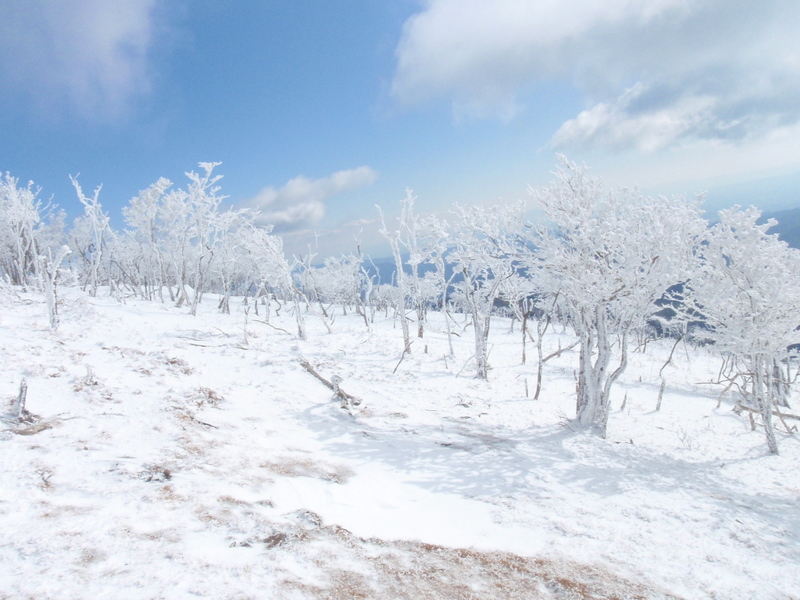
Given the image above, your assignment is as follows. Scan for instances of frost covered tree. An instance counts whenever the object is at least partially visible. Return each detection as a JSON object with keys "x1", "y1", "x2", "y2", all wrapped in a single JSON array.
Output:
[
  {"x1": 185, "y1": 163, "x2": 227, "y2": 316},
  {"x1": 0, "y1": 174, "x2": 45, "y2": 288},
  {"x1": 532, "y1": 157, "x2": 704, "y2": 435},
  {"x1": 400, "y1": 192, "x2": 432, "y2": 339},
  {"x1": 1, "y1": 173, "x2": 65, "y2": 292},
  {"x1": 69, "y1": 176, "x2": 112, "y2": 297},
  {"x1": 313, "y1": 254, "x2": 365, "y2": 316},
  {"x1": 379, "y1": 191, "x2": 458, "y2": 352},
  {"x1": 415, "y1": 213, "x2": 456, "y2": 354},
  {"x1": 687, "y1": 207, "x2": 800, "y2": 454},
  {"x1": 159, "y1": 183, "x2": 195, "y2": 307},
  {"x1": 410, "y1": 210, "x2": 454, "y2": 342},
  {"x1": 377, "y1": 195, "x2": 413, "y2": 354},
  {"x1": 497, "y1": 272, "x2": 539, "y2": 364},
  {"x1": 450, "y1": 201, "x2": 526, "y2": 379},
  {"x1": 241, "y1": 224, "x2": 332, "y2": 339},
  {"x1": 240, "y1": 224, "x2": 302, "y2": 333},
  {"x1": 42, "y1": 245, "x2": 71, "y2": 329},
  {"x1": 123, "y1": 163, "x2": 228, "y2": 312},
  {"x1": 123, "y1": 177, "x2": 173, "y2": 301},
  {"x1": 212, "y1": 207, "x2": 254, "y2": 314}
]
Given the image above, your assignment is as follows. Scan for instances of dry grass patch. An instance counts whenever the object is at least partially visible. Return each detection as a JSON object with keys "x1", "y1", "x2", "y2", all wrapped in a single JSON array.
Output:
[
  {"x1": 165, "y1": 356, "x2": 193, "y2": 375},
  {"x1": 270, "y1": 522, "x2": 682, "y2": 600},
  {"x1": 261, "y1": 456, "x2": 354, "y2": 484},
  {"x1": 194, "y1": 386, "x2": 224, "y2": 407}
]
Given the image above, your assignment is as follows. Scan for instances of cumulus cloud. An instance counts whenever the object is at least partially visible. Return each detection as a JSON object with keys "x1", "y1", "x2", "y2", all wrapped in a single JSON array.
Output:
[
  {"x1": 551, "y1": 84, "x2": 720, "y2": 152},
  {"x1": 391, "y1": 0, "x2": 800, "y2": 150},
  {"x1": 249, "y1": 166, "x2": 378, "y2": 232},
  {"x1": 0, "y1": 0, "x2": 157, "y2": 120}
]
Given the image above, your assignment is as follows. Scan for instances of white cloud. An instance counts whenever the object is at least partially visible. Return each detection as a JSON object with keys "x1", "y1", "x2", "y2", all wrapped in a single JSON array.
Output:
[
  {"x1": 391, "y1": 0, "x2": 688, "y2": 112},
  {"x1": 250, "y1": 166, "x2": 379, "y2": 232},
  {"x1": 590, "y1": 119, "x2": 800, "y2": 193},
  {"x1": 0, "y1": 0, "x2": 157, "y2": 120},
  {"x1": 279, "y1": 217, "x2": 388, "y2": 260},
  {"x1": 551, "y1": 84, "x2": 717, "y2": 152},
  {"x1": 391, "y1": 0, "x2": 800, "y2": 150}
]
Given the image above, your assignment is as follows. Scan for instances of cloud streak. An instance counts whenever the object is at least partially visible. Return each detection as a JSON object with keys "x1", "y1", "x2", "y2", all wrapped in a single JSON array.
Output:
[
  {"x1": 551, "y1": 84, "x2": 719, "y2": 152},
  {"x1": 391, "y1": 0, "x2": 800, "y2": 151},
  {"x1": 250, "y1": 166, "x2": 379, "y2": 232},
  {"x1": 0, "y1": 0, "x2": 157, "y2": 120}
]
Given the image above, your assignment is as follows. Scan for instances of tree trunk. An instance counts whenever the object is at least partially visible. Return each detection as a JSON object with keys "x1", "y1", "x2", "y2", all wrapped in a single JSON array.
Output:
[
  {"x1": 389, "y1": 239, "x2": 411, "y2": 354},
  {"x1": 756, "y1": 354, "x2": 780, "y2": 454},
  {"x1": 598, "y1": 330, "x2": 628, "y2": 436},
  {"x1": 472, "y1": 302, "x2": 489, "y2": 380},
  {"x1": 534, "y1": 316, "x2": 550, "y2": 400},
  {"x1": 576, "y1": 306, "x2": 614, "y2": 434}
]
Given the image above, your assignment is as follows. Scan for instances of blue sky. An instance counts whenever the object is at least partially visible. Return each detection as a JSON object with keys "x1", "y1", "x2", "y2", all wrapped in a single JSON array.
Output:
[{"x1": 1, "y1": 0, "x2": 800, "y2": 257}]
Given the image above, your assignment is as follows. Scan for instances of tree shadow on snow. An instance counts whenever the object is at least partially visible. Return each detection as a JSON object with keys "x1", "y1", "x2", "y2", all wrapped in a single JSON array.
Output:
[{"x1": 300, "y1": 402, "x2": 800, "y2": 555}]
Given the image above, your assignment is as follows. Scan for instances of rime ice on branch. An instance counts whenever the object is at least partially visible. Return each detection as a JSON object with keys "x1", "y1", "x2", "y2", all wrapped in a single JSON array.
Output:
[{"x1": 530, "y1": 156, "x2": 705, "y2": 436}]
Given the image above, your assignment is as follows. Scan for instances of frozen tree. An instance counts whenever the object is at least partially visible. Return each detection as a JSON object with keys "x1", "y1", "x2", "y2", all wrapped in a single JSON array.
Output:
[
  {"x1": 159, "y1": 184, "x2": 195, "y2": 307},
  {"x1": 42, "y1": 245, "x2": 71, "y2": 329},
  {"x1": 120, "y1": 164, "x2": 229, "y2": 311},
  {"x1": 409, "y1": 210, "x2": 454, "y2": 341},
  {"x1": 416, "y1": 213, "x2": 457, "y2": 355},
  {"x1": 0, "y1": 174, "x2": 45, "y2": 288},
  {"x1": 104, "y1": 231, "x2": 147, "y2": 298},
  {"x1": 373, "y1": 283, "x2": 402, "y2": 320},
  {"x1": 294, "y1": 245, "x2": 321, "y2": 310},
  {"x1": 351, "y1": 241, "x2": 376, "y2": 330},
  {"x1": 497, "y1": 273, "x2": 538, "y2": 362},
  {"x1": 450, "y1": 202, "x2": 525, "y2": 379},
  {"x1": 313, "y1": 254, "x2": 365, "y2": 316},
  {"x1": 241, "y1": 224, "x2": 331, "y2": 339},
  {"x1": 69, "y1": 176, "x2": 112, "y2": 297},
  {"x1": 378, "y1": 196, "x2": 413, "y2": 354},
  {"x1": 532, "y1": 157, "x2": 704, "y2": 435},
  {"x1": 379, "y1": 191, "x2": 459, "y2": 352},
  {"x1": 400, "y1": 192, "x2": 431, "y2": 339},
  {"x1": 185, "y1": 163, "x2": 227, "y2": 316},
  {"x1": 123, "y1": 177, "x2": 173, "y2": 301},
  {"x1": 0, "y1": 173, "x2": 65, "y2": 294},
  {"x1": 361, "y1": 253, "x2": 379, "y2": 326},
  {"x1": 241, "y1": 224, "x2": 304, "y2": 335},
  {"x1": 497, "y1": 271, "x2": 537, "y2": 329},
  {"x1": 687, "y1": 207, "x2": 800, "y2": 454},
  {"x1": 124, "y1": 164, "x2": 225, "y2": 311},
  {"x1": 212, "y1": 208, "x2": 254, "y2": 314}
]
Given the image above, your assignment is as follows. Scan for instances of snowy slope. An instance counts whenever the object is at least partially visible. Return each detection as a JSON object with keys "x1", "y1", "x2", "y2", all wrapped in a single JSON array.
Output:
[{"x1": 1, "y1": 287, "x2": 798, "y2": 599}]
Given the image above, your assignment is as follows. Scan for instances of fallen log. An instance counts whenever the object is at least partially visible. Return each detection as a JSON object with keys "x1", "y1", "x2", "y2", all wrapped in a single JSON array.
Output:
[{"x1": 299, "y1": 358, "x2": 362, "y2": 409}]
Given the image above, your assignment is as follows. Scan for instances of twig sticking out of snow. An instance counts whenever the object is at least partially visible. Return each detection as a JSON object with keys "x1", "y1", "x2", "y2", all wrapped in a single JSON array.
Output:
[
  {"x1": 3, "y1": 377, "x2": 53, "y2": 435},
  {"x1": 393, "y1": 344, "x2": 411, "y2": 374},
  {"x1": 298, "y1": 358, "x2": 362, "y2": 410},
  {"x1": 11, "y1": 378, "x2": 28, "y2": 420}
]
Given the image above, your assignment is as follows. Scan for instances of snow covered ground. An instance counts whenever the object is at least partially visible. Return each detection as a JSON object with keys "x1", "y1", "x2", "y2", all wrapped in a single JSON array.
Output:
[{"x1": 1, "y1": 287, "x2": 799, "y2": 599}]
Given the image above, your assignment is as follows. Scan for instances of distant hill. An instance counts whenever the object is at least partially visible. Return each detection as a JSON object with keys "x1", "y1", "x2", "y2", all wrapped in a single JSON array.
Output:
[
  {"x1": 362, "y1": 255, "x2": 440, "y2": 286},
  {"x1": 762, "y1": 207, "x2": 800, "y2": 249},
  {"x1": 362, "y1": 256, "x2": 398, "y2": 285},
  {"x1": 702, "y1": 171, "x2": 800, "y2": 214}
]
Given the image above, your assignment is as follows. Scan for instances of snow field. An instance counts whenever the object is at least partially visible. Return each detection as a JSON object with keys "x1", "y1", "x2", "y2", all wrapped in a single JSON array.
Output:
[{"x1": 1, "y1": 288, "x2": 798, "y2": 599}]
